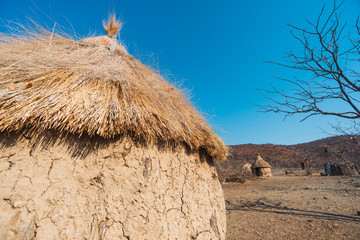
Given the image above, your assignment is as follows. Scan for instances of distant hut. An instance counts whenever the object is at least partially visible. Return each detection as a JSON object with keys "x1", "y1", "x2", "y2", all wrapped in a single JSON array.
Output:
[
  {"x1": 0, "y1": 16, "x2": 227, "y2": 239},
  {"x1": 251, "y1": 155, "x2": 272, "y2": 177},
  {"x1": 241, "y1": 163, "x2": 252, "y2": 176},
  {"x1": 325, "y1": 162, "x2": 357, "y2": 176}
]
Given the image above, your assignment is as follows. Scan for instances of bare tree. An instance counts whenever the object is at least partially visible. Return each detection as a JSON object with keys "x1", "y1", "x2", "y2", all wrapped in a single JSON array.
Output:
[
  {"x1": 324, "y1": 144, "x2": 346, "y2": 161},
  {"x1": 323, "y1": 142, "x2": 360, "y2": 174},
  {"x1": 328, "y1": 120, "x2": 360, "y2": 174},
  {"x1": 303, "y1": 156, "x2": 313, "y2": 175},
  {"x1": 298, "y1": 149, "x2": 313, "y2": 175},
  {"x1": 331, "y1": 119, "x2": 360, "y2": 137},
  {"x1": 260, "y1": 1, "x2": 360, "y2": 121}
]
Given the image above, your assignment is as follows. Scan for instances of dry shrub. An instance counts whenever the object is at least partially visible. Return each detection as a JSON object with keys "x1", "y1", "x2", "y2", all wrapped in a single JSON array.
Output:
[{"x1": 216, "y1": 163, "x2": 254, "y2": 183}]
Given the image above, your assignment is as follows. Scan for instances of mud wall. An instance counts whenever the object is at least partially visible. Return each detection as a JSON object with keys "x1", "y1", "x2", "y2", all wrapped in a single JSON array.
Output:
[{"x1": 0, "y1": 132, "x2": 226, "y2": 239}]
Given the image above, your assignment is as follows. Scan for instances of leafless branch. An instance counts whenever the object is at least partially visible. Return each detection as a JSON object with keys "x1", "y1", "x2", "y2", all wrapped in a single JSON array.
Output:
[{"x1": 260, "y1": 1, "x2": 360, "y2": 120}]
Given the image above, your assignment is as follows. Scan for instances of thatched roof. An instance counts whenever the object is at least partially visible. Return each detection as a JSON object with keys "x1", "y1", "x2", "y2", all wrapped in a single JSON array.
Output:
[
  {"x1": 0, "y1": 17, "x2": 227, "y2": 160},
  {"x1": 251, "y1": 155, "x2": 271, "y2": 168}
]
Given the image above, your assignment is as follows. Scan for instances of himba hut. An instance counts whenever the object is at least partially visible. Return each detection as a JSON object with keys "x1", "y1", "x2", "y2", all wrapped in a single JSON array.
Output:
[
  {"x1": 325, "y1": 162, "x2": 357, "y2": 176},
  {"x1": 0, "y1": 16, "x2": 227, "y2": 239},
  {"x1": 241, "y1": 163, "x2": 252, "y2": 176},
  {"x1": 251, "y1": 155, "x2": 272, "y2": 177}
]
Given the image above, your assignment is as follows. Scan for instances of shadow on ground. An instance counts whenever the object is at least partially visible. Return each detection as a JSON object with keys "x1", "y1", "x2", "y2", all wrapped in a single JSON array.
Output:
[{"x1": 226, "y1": 198, "x2": 360, "y2": 223}]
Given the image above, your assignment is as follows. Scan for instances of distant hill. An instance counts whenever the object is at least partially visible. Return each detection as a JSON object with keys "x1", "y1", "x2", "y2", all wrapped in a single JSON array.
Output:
[{"x1": 219, "y1": 135, "x2": 359, "y2": 174}]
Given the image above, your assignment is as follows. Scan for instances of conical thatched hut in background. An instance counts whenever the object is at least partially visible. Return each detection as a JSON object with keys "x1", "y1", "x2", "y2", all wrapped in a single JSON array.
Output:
[
  {"x1": 251, "y1": 155, "x2": 272, "y2": 177},
  {"x1": 0, "y1": 16, "x2": 227, "y2": 240},
  {"x1": 241, "y1": 163, "x2": 252, "y2": 176}
]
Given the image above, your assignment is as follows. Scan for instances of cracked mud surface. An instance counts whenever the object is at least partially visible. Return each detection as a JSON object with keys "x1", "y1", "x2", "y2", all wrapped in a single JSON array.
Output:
[
  {"x1": 223, "y1": 176, "x2": 360, "y2": 240},
  {"x1": 0, "y1": 132, "x2": 226, "y2": 239}
]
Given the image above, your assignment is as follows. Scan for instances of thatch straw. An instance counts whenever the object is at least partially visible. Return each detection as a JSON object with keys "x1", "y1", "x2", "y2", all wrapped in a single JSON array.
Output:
[
  {"x1": 251, "y1": 155, "x2": 271, "y2": 168},
  {"x1": 103, "y1": 14, "x2": 122, "y2": 37},
  {"x1": 0, "y1": 18, "x2": 227, "y2": 160}
]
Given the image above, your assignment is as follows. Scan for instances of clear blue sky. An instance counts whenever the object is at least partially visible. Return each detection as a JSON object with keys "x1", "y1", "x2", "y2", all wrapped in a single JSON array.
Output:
[{"x1": 1, "y1": 0, "x2": 359, "y2": 145}]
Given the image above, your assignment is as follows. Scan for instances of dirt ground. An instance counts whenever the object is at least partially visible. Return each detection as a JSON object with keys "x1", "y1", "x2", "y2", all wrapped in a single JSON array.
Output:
[{"x1": 223, "y1": 175, "x2": 360, "y2": 240}]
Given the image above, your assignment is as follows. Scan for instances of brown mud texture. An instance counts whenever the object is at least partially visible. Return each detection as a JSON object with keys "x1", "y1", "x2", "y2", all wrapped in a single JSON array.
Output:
[{"x1": 0, "y1": 132, "x2": 226, "y2": 240}]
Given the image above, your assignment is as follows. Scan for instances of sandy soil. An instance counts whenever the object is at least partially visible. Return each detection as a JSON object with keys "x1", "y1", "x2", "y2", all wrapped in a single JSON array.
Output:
[{"x1": 223, "y1": 175, "x2": 360, "y2": 240}]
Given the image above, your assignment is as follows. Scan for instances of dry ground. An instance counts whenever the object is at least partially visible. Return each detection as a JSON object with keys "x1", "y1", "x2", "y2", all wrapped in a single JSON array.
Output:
[{"x1": 223, "y1": 175, "x2": 360, "y2": 240}]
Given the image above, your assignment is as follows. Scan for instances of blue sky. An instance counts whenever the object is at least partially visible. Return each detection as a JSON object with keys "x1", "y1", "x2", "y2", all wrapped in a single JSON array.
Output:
[{"x1": 1, "y1": 0, "x2": 359, "y2": 145}]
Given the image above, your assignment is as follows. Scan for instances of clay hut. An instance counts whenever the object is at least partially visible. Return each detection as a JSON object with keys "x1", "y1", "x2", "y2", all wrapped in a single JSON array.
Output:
[
  {"x1": 325, "y1": 162, "x2": 357, "y2": 176},
  {"x1": 241, "y1": 163, "x2": 252, "y2": 176},
  {"x1": 251, "y1": 155, "x2": 272, "y2": 177},
  {"x1": 0, "y1": 16, "x2": 227, "y2": 240}
]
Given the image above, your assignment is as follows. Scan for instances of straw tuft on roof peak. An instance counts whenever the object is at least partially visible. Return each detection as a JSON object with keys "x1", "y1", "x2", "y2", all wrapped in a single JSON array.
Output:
[{"x1": 103, "y1": 14, "x2": 122, "y2": 37}]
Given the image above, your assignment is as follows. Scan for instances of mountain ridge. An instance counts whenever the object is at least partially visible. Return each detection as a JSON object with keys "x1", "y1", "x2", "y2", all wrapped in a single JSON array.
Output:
[{"x1": 220, "y1": 135, "x2": 359, "y2": 173}]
